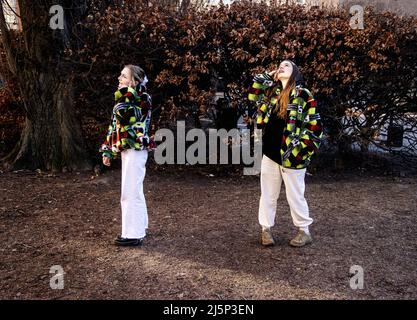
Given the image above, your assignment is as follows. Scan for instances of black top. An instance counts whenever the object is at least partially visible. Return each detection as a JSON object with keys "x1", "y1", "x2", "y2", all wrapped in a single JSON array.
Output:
[{"x1": 262, "y1": 111, "x2": 286, "y2": 165}]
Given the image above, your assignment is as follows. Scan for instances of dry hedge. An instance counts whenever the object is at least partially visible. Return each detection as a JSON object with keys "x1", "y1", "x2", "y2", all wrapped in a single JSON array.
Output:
[{"x1": 1, "y1": 0, "x2": 417, "y2": 163}]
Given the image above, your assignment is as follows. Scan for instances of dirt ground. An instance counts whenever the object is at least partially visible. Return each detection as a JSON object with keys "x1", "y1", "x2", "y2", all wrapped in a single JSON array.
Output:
[{"x1": 0, "y1": 163, "x2": 416, "y2": 300}]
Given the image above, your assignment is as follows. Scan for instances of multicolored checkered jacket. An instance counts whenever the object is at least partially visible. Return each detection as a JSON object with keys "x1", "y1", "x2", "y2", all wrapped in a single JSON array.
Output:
[
  {"x1": 99, "y1": 86, "x2": 153, "y2": 159},
  {"x1": 248, "y1": 73, "x2": 323, "y2": 169}
]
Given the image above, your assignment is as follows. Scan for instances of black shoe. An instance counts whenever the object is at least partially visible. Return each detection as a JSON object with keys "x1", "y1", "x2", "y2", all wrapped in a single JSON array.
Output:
[{"x1": 114, "y1": 235, "x2": 144, "y2": 246}]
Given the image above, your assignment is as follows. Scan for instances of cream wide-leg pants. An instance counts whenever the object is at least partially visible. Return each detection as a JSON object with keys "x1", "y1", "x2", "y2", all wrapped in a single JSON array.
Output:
[
  {"x1": 120, "y1": 149, "x2": 148, "y2": 239},
  {"x1": 258, "y1": 155, "x2": 313, "y2": 229}
]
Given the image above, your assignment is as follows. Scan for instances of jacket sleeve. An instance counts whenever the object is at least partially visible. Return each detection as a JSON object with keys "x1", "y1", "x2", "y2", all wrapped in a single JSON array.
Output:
[
  {"x1": 248, "y1": 73, "x2": 276, "y2": 126},
  {"x1": 113, "y1": 103, "x2": 136, "y2": 126},
  {"x1": 296, "y1": 89, "x2": 323, "y2": 154},
  {"x1": 248, "y1": 72, "x2": 274, "y2": 102},
  {"x1": 98, "y1": 88, "x2": 134, "y2": 159},
  {"x1": 137, "y1": 92, "x2": 153, "y2": 148},
  {"x1": 138, "y1": 92, "x2": 152, "y2": 128},
  {"x1": 99, "y1": 119, "x2": 116, "y2": 159},
  {"x1": 112, "y1": 87, "x2": 142, "y2": 125}
]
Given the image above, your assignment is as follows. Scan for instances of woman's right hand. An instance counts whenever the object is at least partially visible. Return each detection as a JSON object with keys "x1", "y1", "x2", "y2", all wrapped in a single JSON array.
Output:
[{"x1": 102, "y1": 156, "x2": 111, "y2": 167}]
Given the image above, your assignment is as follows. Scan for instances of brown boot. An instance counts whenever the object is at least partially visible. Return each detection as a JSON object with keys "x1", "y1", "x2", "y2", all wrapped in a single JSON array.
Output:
[
  {"x1": 261, "y1": 229, "x2": 275, "y2": 246},
  {"x1": 289, "y1": 230, "x2": 312, "y2": 247}
]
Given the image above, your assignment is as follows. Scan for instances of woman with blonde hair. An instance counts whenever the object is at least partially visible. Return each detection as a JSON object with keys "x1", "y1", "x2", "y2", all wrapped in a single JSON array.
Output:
[
  {"x1": 100, "y1": 64, "x2": 153, "y2": 246},
  {"x1": 248, "y1": 60, "x2": 323, "y2": 247}
]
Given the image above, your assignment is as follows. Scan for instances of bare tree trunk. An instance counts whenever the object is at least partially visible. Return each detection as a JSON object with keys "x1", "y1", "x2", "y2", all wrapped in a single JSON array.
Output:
[
  {"x1": 3, "y1": 72, "x2": 90, "y2": 171},
  {"x1": 0, "y1": 0, "x2": 91, "y2": 171}
]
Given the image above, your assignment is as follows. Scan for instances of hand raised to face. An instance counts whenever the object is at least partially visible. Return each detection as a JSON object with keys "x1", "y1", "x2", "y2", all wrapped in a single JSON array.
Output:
[{"x1": 268, "y1": 69, "x2": 279, "y2": 82}]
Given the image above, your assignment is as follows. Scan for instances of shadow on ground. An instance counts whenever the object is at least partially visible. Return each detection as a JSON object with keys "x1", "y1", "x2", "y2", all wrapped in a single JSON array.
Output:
[{"x1": 0, "y1": 167, "x2": 416, "y2": 299}]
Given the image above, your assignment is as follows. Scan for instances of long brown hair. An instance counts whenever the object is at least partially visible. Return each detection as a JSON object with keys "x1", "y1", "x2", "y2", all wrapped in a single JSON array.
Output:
[{"x1": 272, "y1": 60, "x2": 304, "y2": 119}]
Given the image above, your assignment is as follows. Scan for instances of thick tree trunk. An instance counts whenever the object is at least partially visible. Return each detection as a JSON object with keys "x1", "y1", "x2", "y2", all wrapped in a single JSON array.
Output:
[
  {"x1": 0, "y1": 0, "x2": 92, "y2": 171},
  {"x1": 1, "y1": 70, "x2": 91, "y2": 171}
]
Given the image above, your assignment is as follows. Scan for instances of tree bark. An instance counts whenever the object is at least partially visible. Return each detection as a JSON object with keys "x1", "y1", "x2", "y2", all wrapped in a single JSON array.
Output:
[
  {"x1": 2, "y1": 70, "x2": 91, "y2": 171},
  {"x1": 0, "y1": 0, "x2": 91, "y2": 171}
]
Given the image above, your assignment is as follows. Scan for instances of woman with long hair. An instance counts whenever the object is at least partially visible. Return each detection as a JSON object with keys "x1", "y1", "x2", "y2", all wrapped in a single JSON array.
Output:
[
  {"x1": 248, "y1": 60, "x2": 323, "y2": 247},
  {"x1": 99, "y1": 64, "x2": 153, "y2": 246}
]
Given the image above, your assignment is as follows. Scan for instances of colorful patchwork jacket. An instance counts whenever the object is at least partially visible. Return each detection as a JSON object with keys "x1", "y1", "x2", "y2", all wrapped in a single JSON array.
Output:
[
  {"x1": 99, "y1": 86, "x2": 153, "y2": 159},
  {"x1": 248, "y1": 73, "x2": 323, "y2": 169}
]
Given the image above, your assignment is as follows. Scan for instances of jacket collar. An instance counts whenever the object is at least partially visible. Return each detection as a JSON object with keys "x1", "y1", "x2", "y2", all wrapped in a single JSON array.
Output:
[{"x1": 114, "y1": 86, "x2": 139, "y2": 102}]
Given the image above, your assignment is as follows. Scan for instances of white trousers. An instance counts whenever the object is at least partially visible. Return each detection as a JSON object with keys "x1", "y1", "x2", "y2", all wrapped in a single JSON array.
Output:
[
  {"x1": 258, "y1": 155, "x2": 313, "y2": 229},
  {"x1": 121, "y1": 149, "x2": 148, "y2": 239}
]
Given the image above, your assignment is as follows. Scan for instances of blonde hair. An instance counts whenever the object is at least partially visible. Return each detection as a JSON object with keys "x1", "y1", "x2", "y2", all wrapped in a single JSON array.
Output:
[{"x1": 124, "y1": 64, "x2": 145, "y2": 87}]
